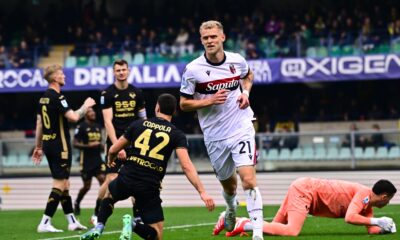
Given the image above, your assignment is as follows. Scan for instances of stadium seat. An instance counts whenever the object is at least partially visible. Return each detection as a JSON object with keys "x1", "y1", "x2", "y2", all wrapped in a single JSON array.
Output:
[
  {"x1": 132, "y1": 52, "x2": 145, "y2": 65},
  {"x1": 2, "y1": 156, "x2": 11, "y2": 167},
  {"x1": 392, "y1": 42, "x2": 400, "y2": 54},
  {"x1": 354, "y1": 147, "x2": 364, "y2": 159},
  {"x1": 266, "y1": 149, "x2": 279, "y2": 161},
  {"x1": 314, "y1": 148, "x2": 327, "y2": 160},
  {"x1": 257, "y1": 37, "x2": 269, "y2": 54},
  {"x1": 261, "y1": 149, "x2": 268, "y2": 160},
  {"x1": 278, "y1": 148, "x2": 291, "y2": 161},
  {"x1": 17, "y1": 155, "x2": 32, "y2": 166},
  {"x1": 4, "y1": 155, "x2": 18, "y2": 167},
  {"x1": 88, "y1": 55, "x2": 98, "y2": 66},
  {"x1": 316, "y1": 47, "x2": 328, "y2": 57},
  {"x1": 64, "y1": 56, "x2": 77, "y2": 68},
  {"x1": 290, "y1": 148, "x2": 302, "y2": 161},
  {"x1": 76, "y1": 56, "x2": 89, "y2": 67},
  {"x1": 388, "y1": 146, "x2": 400, "y2": 159},
  {"x1": 378, "y1": 43, "x2": 390, "y2": 54},
  {"x1": 111, "y1": 54, "x2": 122, "y2": 63},
  {"x1": 326, "y1": 147, "x2": 339, "y2": 160},
  {"x1": 301, "y1": 147, "x2": 315, "y2": 161},
  {"x1": 329, "y1": 45, "x2": 342, "y2": 56},
  {"x1": 225, "y1": 39, "x2": 235, "y2": 51},
  {"x1": 98, "y1": 55, "x2": 111, "y2": 66},
  {"x1": 122, "y1": 52, "x2": 133, "y2": 64},
  {"x1": 376, "y1": 146, "x2": 388, "y2": 159},
  {"x1": 339, "y1": 147, "x2": 351, "y2": 160},
  {"x1": 306, "y1": 47, "x2": 317, "y2": 58},
  {"x1": 341, "y1": 45, "x2": 354, "y2": 55},
  {"x1": 363, "y1": 147, "x2": 375, "y2": 160}
]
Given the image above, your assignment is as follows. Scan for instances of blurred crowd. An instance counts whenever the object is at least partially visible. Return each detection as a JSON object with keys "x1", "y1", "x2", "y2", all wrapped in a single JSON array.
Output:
[{"x1": 1, "y1": 0, "x2": 400, "y2": 68}]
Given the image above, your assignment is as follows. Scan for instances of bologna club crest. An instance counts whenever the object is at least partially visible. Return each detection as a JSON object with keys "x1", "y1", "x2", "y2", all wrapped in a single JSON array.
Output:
[{"x1": 229, "y1": 64, "x2": 236, "y2": 74}]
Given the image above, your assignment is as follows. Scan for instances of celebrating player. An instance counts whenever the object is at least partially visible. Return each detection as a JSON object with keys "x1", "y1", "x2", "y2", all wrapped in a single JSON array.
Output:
[
  {"x1": 80, "y1": 94, "x2": 215, "y2": 240},
  {"x1": 92, "y1": 59, "x2": 146, "y2": 224},
  {"x1": 213, "y1": 177, "x2": 397, "y2": 237},
  {"x1": 73, "y1": 107, "x2": 106, "y2": 216},
  {"x1": 180, "y1": 20, "x2": 264, "y2": 239},
  {"x1": 32, "y1": 64, "x2": 94, "y2": 232}
]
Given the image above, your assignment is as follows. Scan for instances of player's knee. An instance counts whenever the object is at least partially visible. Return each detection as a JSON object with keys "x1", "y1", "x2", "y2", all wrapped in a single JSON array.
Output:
[
  {"x1": 241, "y1": 175, "x2": 256, "y2": 189},
  {"x1": 134, "y1": 223, "x2": 158, "y2": 240}
]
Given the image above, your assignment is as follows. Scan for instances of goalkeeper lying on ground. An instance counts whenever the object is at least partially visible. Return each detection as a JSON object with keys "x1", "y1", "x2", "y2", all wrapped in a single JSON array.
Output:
[{"x1": 213, "y1": 177, "x2": 397, "y2": 236}]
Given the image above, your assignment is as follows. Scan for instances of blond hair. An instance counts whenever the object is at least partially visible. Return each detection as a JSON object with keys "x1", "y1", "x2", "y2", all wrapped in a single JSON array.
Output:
[
  {"x1": 43, "y1": 64, "x2": 62, "y2": 83},
  {"x1": 199, "y1": 20, "x2": 224, "y2": 33}
]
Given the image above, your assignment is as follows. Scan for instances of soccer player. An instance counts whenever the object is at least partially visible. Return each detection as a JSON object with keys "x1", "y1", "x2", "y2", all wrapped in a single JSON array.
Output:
[
  {"x1": 92, "y1": 59, "x2": 146, "y2": 224},
  {"x1": 180, "y1": 20, "x2": 264, "y2": 239},
  {"x1": 80, "y1": 94, "x2": 215, "y2": 240},
  {"x1": 213, "y1": 177, "x2": 397, "y2": 237},
  {"x1": 73, "y1": 107, "x2": 106, "y2": 216},
  {"x1": 32, "y1": 64, "x2": 95, "y2": 232}
]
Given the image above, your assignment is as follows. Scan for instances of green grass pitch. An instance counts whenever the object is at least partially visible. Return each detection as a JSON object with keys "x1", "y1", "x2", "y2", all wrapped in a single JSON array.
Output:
[{"x1": 1, "y1": 205, "x2": 399, "y2": 239}]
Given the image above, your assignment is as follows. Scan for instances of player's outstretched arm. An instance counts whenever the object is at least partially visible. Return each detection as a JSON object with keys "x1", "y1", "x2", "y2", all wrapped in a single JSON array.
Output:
[
  {"x1": 180, "y1": 89, "x2": 229, "y2": 112},
  {"x1": 346, "y1": 200, "x2": 395, "y2": 234},
  {"x1": 32, "y1": 114, "x2": 43, "y2": 165},
  {"x1": 176, "y1": 148, "x2": 215, "y2": 211}
]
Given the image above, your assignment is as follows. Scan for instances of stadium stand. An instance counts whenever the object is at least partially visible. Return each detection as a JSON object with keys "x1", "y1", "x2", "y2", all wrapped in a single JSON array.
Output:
[{"x1": 0, "y1": 0, "x2": 399, "y2": 68}]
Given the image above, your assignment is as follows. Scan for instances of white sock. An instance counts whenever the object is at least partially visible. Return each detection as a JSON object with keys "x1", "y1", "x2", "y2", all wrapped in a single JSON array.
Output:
[
  {"x1": 222, "y1": 191, "x2": 237, "y2": 211},
  {"x1": 66, "y1": 213, "x2": 77, "y2": 224},
  {"x1": 244, "y1": 221, "x2": 253, "y2": 231},
  {"x1": 40, "y1": 215, "x2": 51, "y2": 225},
  {"x1": 244, "y1": 187, "x2": 263, "y2": 237}
]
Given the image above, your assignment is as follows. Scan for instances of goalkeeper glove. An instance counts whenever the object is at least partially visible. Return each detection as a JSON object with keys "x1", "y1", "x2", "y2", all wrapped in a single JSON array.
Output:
[{"x1": 371, "y1": 217, "x2": 394, "y2": 232}]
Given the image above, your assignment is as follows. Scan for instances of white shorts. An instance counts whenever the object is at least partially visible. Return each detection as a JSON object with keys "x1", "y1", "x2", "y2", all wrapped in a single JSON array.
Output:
[{"x1": 205, "y1": 128, "x2": 257, "y2": 181}]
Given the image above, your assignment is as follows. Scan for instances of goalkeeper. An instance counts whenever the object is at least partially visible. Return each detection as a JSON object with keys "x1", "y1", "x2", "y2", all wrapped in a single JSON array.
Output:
[{"x1": 213, "y1": 177, "x2": 396, "y2": 236}]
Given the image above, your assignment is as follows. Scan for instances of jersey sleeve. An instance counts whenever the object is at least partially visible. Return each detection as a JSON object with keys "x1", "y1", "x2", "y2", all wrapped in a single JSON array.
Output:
[
  {"x1": 56, "y1": 94, "x2": 72, "y2": 114},
  {"x1": 180, "y1": 67, "x2": 196, "y2": 98},
  {"x1": 344, "y1": 190, "x2": 372, "y2": 226},
  {"x1": 74, "y1": 125, "x2": 84, "y2": 141},
  {"x1": 136, "y1": 89, "x2": 146, "y2": 109},
  {"x1": 123, "y1": 122, "x2": 135, "y2": 141},
  {"x1": 175, "y1": 130, "x2": 188, "y2": 149},
  {"x1": 361, "y1": 208, "x2": 382, "y2": 234},
  {"x1": 123, "y1": 120, "x2": 142, "y2": 141},
  {"x1": 236, "y1": 53, "x2": 250, "y2": 79},
  {"x1": 100, "y1": 89, "x2": 113, "y2": 109}
]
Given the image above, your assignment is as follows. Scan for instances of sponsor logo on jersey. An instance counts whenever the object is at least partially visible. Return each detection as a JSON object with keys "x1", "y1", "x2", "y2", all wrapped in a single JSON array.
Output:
[
  {"x1": 129, "y1": 93, "x2": 136, "y2": 99},
  {"x1": 206, "y1": 70, "x2": 210, "y2": 76},
  {"x1": 195, "y1": 75, "x2": 241, "y2": 94},
  {"x1": 229, "y1": 64, "x2": 236, "y2": 74},
  {"x1": 100, "y1": 96, "x2": 105, "y2": 105},
  {"x1": 362, "y1": 196, "x2": 369, "y2": 204},
  {"x1": 61, "y1": 99, "x2": 68, "y2": 108}
]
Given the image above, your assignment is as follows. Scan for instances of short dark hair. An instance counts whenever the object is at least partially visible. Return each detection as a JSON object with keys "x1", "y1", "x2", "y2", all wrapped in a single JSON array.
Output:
[
  {"x1": 113, "y1": 59, "x2": 128, "y2": 69},
  {"x1": 372, "y1": 179, "x2": 397, "y2": 196},
  {"x1": 157, "y1": 94, "x2": 177, "y2": 115}
]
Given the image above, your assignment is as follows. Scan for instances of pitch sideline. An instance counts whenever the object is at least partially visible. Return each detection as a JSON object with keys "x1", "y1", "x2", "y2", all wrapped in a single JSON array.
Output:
[
  {"x1": 36, "y1": 211, "x2": 395, "y2": 240},
  {"x1": 37, "y1": 217, "x2": 275, "y2": 240}
]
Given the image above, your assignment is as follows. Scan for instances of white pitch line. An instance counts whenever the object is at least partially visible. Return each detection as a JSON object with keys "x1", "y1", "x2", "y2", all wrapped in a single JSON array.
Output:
[
  {"x1": 36, "y1": 211, "x2": 397, "y2": 240},
  {"x1": 37, "y1": 217, "x2": 275, "y2": 240},
  {"x1": 37, "y1": 222, "x2": 216, "y2": 240}
]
